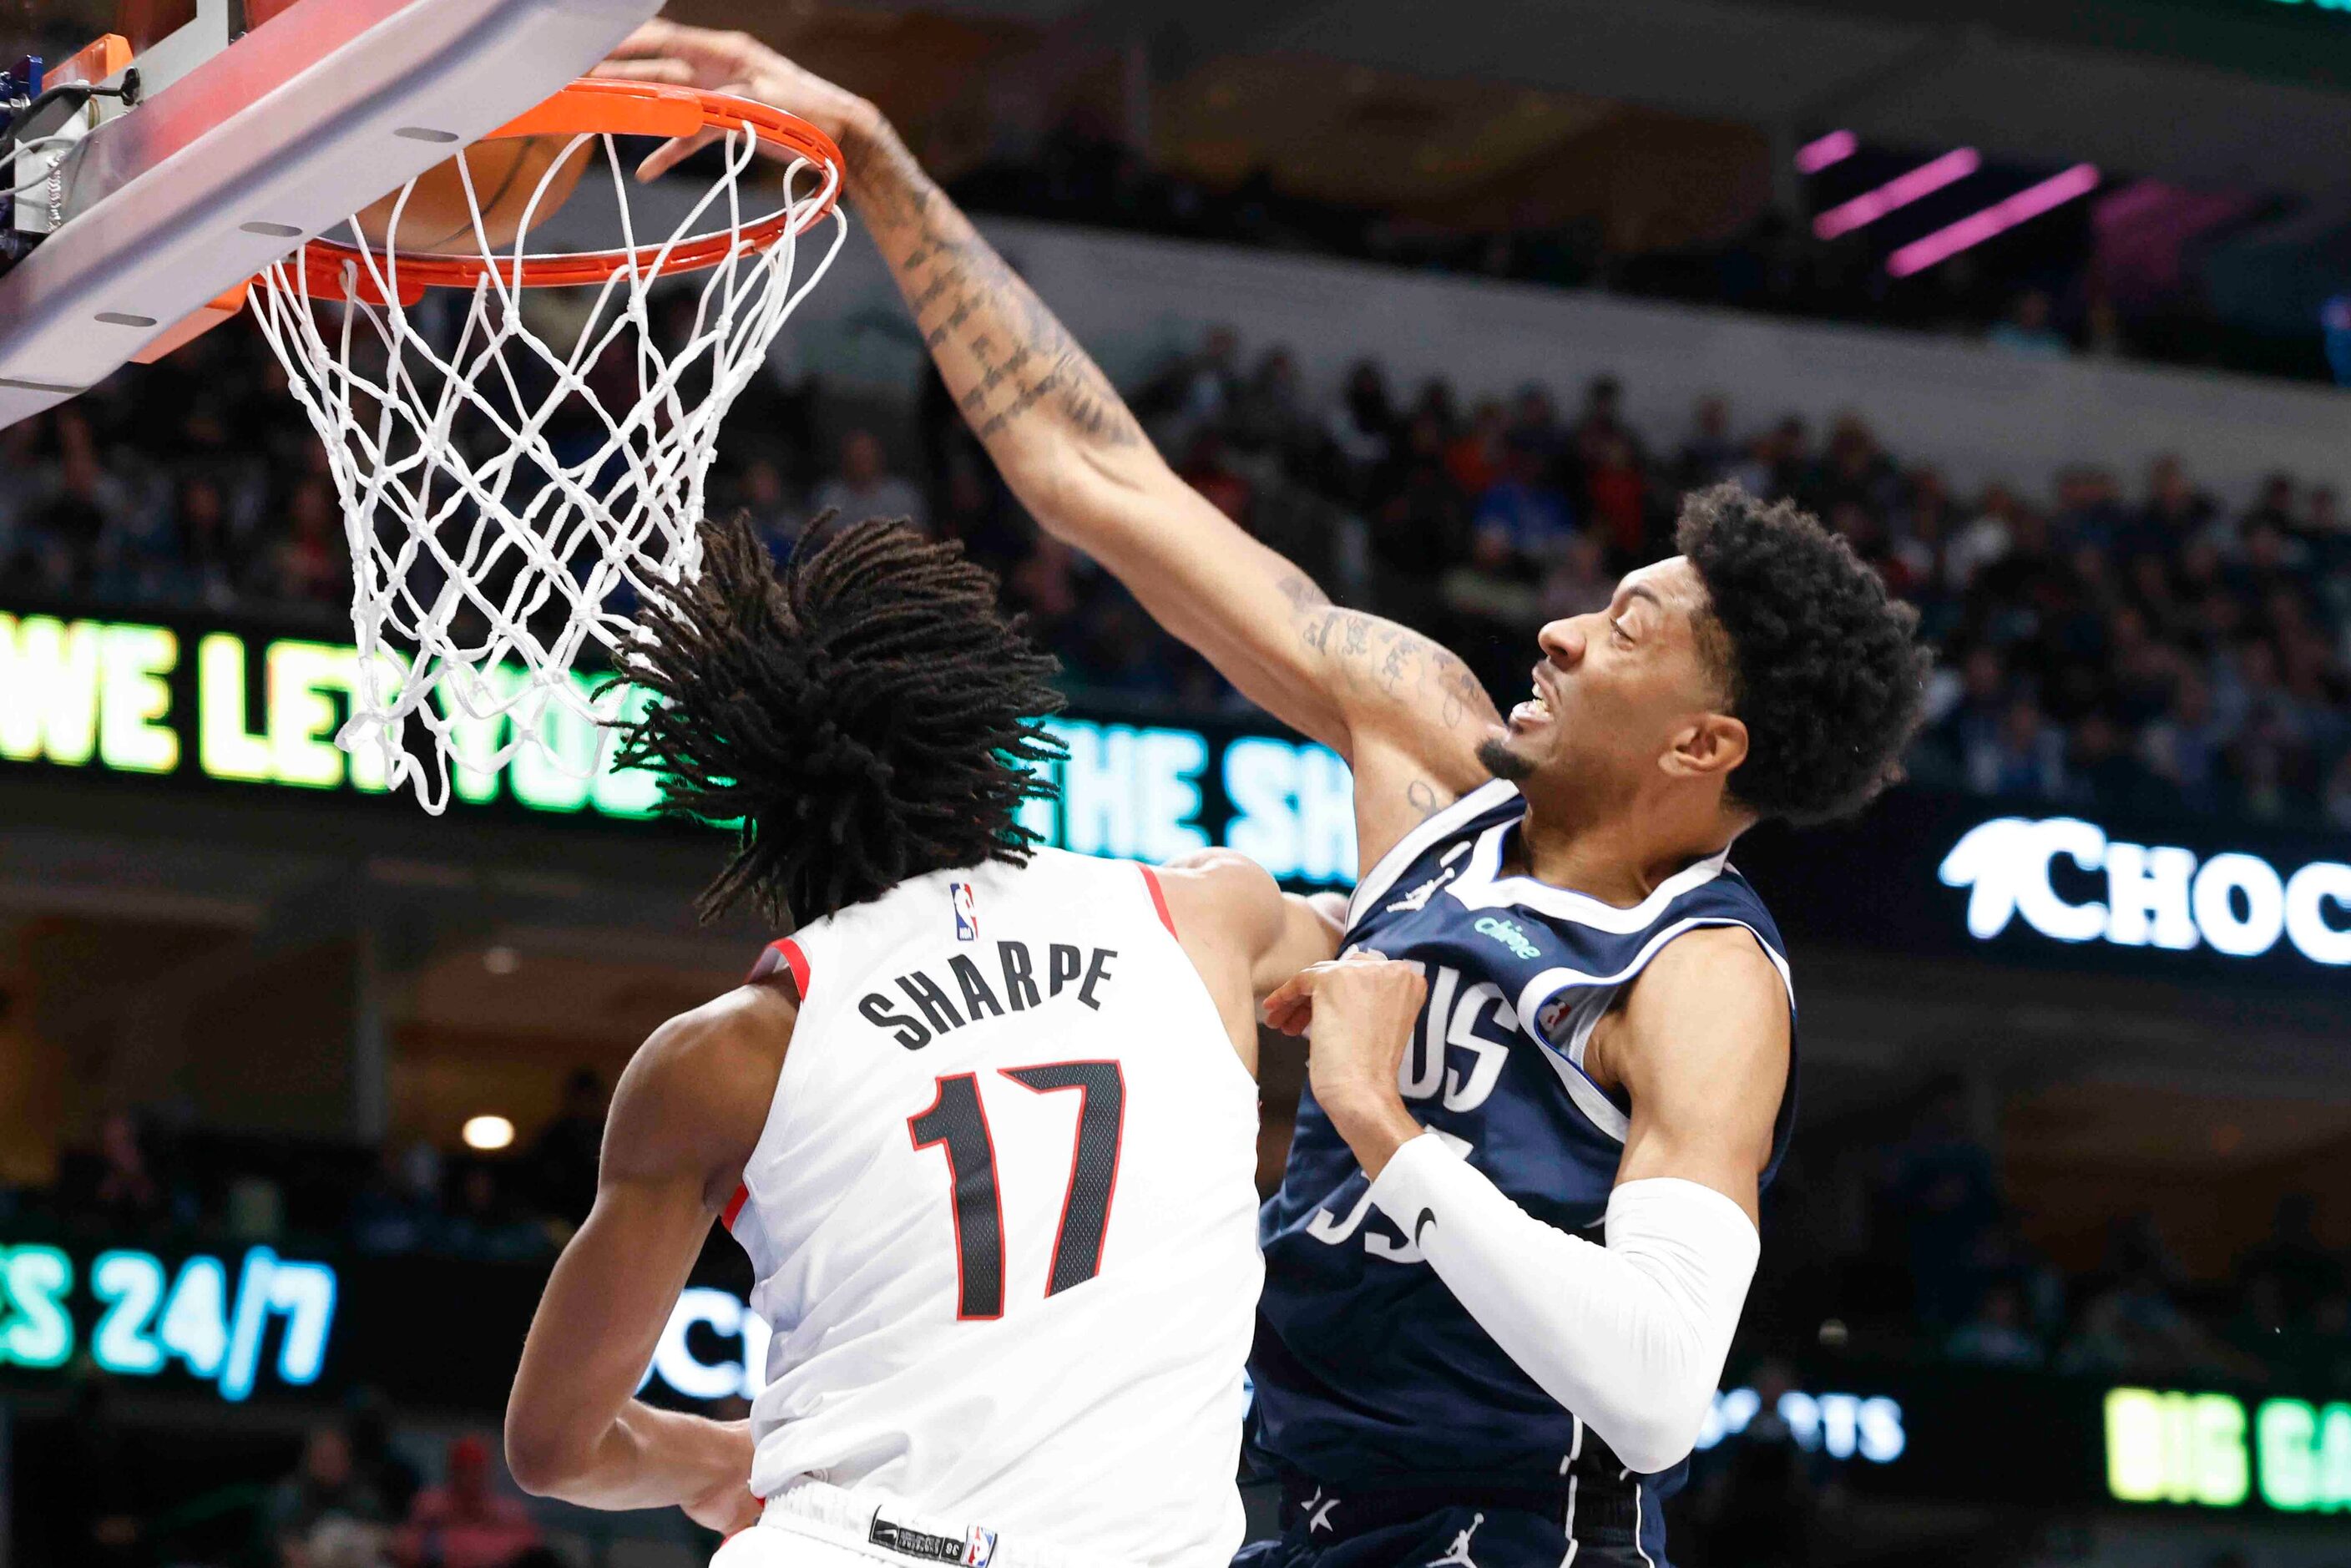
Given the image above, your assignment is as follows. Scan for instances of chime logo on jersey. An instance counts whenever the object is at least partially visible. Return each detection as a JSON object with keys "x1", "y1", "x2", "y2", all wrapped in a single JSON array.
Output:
[
  {"x1": 1474, "y1": 916, "x2": 1541, "y2": 960},
  {"x1": 950, "y1": 882, "x2": 979, "y2": 941}
]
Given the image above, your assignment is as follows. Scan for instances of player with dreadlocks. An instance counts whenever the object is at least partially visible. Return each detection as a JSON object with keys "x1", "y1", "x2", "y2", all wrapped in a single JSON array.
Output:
[{"x1": 504, "y1": 512, "x2": 1346, "y2": 1567}]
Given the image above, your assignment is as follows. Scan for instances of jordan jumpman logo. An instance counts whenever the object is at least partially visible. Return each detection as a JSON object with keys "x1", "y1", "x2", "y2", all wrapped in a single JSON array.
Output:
[{"x1": 1426, "y1": 1512, "x2": 1484, "y2": 1568}]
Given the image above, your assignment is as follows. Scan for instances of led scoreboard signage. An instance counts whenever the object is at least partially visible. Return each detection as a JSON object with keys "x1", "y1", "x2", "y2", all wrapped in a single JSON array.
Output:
[
  {"x1": 0, "y1": 609, "x2": 1358, "y2": 888},
  {"x1": 1939, "y1": 816, "x2": 2351, "y2": 969},
  {"x1": 2106, "y1": 1388, "x2": 2351, "y2": 1515},
  {"x1": 0, "y1": 1239, "x2": 337, "y2": 1402}
]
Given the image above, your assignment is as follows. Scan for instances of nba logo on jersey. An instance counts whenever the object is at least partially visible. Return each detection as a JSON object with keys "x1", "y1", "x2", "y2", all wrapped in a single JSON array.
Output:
[
  {"x1": 961, "y1": 1529, "x2": 998, "y2": 1566},
  {"x1": 1537, "y1": 993, "x2": 1575, "y2": 1039},
  {"x1": 950, "y1": 883, "x2": 979, "y2": 941}
]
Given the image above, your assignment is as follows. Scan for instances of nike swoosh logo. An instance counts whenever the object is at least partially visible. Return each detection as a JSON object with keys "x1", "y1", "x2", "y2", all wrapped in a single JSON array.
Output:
[{"x1": 1415, "y1": 1207, "x2": 1438, "y2": 1244}]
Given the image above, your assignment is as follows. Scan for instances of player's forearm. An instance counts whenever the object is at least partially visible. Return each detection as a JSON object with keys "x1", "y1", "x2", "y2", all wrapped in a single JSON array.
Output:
[
  {"x1": 834, "y1": 119, "x2": 1351, "y2": 719},
  {"x1": 510, "y1": 1400, "x2": 749, "y2": 1512},
  {"x1": 1367, "y1": 1137, "x2": 1759, "y2": 1475},
  {"x1": 837, "y1": 114, "x2": 1160, "y2": 524}
]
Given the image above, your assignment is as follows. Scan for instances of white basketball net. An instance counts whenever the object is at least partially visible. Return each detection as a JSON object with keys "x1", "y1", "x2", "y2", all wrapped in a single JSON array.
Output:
[{"x1": 249, "y1": 119, "x2": 846, "y2": 813}]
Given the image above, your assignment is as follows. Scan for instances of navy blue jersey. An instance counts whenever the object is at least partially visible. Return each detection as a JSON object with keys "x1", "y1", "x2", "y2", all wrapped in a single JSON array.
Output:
[{"x1": 1249, "y1": 780, "x2": 1798, "y2": 1564}]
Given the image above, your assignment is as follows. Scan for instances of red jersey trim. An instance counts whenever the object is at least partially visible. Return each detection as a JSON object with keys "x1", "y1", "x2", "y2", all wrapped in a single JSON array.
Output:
[
  {"x1": 720, "y1": 1183, "x2": 750, "y2": 1232},
  {"x1": 1138, "y1": 865, "x2": 1178, "y2": 938},
  {"x1": 750, "y1": 938, "x2": 812, "y2": 998}
]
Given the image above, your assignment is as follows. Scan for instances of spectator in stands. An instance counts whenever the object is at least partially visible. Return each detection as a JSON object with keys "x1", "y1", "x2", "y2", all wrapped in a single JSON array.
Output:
[
  {"x1": 525, "y1": 1068, "x2": 607, "y2": 1230},
  {"x1": 1469, "y1": 434, "x2": 1576, "y2": 562},
  {"x1": 1440, "y1": 523, "x2": 1542, "y2": 652},
  {"x1": 267, "y1": 1422, "x2": 390, "y2": 1568},
  {"x1": 1135, "y1": 322, "x2": 1241, "y2": 452},
  {"x1": 2122, "y1": 455, "x2": 2214, "y2": 562},
  {"x1": 1673, "y1": 394, "x2": 1739, "y2": 493},
  {"x1": 1444, "y1": 397, "x2": 1509, "y2": 498},
  {"x1": 809, "y1": 429, "x2": 926, "y2": 534},
  {"x1": 1179, "y1": 428, "x2": 1253, "y2": 524},
  {"x1": 2052, "y1": 466, "x2": 2126, "y2": 555},
  {"x1": 2141, "y1": 667, "x2": 2230, "y2": 813},
  {"x1": 2325, "y1": 750, "x2": 2351, "y2": 830},
  {"x1": 2059, "y1": 1265, "x2": 2240, "y2": 1378},
  {"x1": 61, "y1": 1110, "x2": 187, "y2": 1236},
  {"x1": 2235, "y1": 1193, "x2": 2344, "y2": 1327},
  {"x1": 1581, "y1": 429, "x2": 1649, "y2": 564},
  {"x1": 1979, "y1": 695, "x2": 2069, "y2": 799},
  {"x1": 1566, "y1": 372, "x2": 1635, "y2": 480},
  {"x1": 1945, "y1": 483, "x2": 2019, "y2": 589},
  {"x1": 1539, "y1": 530, "x2": 1615, "y2": 624},
  {"x1": 1363, "y1": 407, "x2": 1468, "y2": 631},
  {"x1": 1947, "y1": 1282, "x2": 2045, "y2": 1368},
  {"x1": 171, "y1": 473, "x2": 246, "y2": 610},
  {"x1": 442, "y1": 1165, "x2": 554, "y2": 1262},
  {"x1": 349, "y1": 1142, "x2": 442, "y2": 1255},
  {"x1": 2060, "y1": 1215, "x2": 2252, "y2": 1378},
  {"x1": 2065, "y1": 708, "x2": 2161, "y2": 812},
  {"x1": 1987, "y1": 289, "x2": 2070, "y2": 357},
  {"x1": 271, "y1": 477, "x2": 347, "y2": 606},
  {"x1": 2227, "y1": 1270, "x2": 2294, "y2": 1366},
  {"x1": 393, "y1": 1434, "x2": 541, "y2": 1568},
  {"x1": 1322, "y1": 359, "x2": 1397, "y2": 488},
  {"x1": 1694, "y1": 1360, "x2": 1821, "y2": 1568},
  {"x1": 738, "y1": 457, "x2": 800, "y2": 561},
  {"x1": 50, "y1": 1379, "x2": 154, "y2": 1568},
  {"x1": 1884, "y1": 1079, "x2": 2002, "y2": 1331},
  {"x1": 1228, "y1": 346, "x2": 1313, "y2": 464},
  {"x1": 346, "y1": 1388, "x2": 424, "y2": 1522}
]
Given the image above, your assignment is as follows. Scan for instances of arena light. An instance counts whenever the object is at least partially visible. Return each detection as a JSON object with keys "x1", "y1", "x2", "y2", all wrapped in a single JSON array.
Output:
[
  {"x1": 1887, "y1": 164, "x2": 2101, "y2": 276},
  {"x1": 1813, "y1": 148, "x2": 1981, "y2": 240},
  {"x1": 463, "y1": 1115, "x2": 517, "y2": 1152},
  {"x1": 1793, "y1": 129, "x2": 1857, "y2": 174}
]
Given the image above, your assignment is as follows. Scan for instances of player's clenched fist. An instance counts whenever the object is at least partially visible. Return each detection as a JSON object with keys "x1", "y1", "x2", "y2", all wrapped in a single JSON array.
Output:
[{"x1": 1264, "y1": 955, "x2": 1428, "y2": 1167}]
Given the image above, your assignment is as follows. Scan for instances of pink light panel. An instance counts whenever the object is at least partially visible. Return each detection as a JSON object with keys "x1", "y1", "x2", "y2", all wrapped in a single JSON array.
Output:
[
  {"x1": 1887, "y1": 164, "x2": 2102, "y2": 277},
  {"x1": 1813, "y1": 149, "x2": 1982, "y2": 240},
  {"x1": 1794, "y1": 129, "x2": 1857, "y2": 175}
]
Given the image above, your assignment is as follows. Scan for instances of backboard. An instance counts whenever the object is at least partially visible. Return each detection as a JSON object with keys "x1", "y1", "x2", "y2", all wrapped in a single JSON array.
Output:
[{"x1": 0, "y1": 0, "x2": 663, "y2": 428}]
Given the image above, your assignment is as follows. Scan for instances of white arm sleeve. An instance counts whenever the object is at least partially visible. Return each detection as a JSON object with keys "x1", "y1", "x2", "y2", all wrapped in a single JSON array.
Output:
[{"x1": 1366, "y1": 1133, "x2": 1759, "y2": 1474}]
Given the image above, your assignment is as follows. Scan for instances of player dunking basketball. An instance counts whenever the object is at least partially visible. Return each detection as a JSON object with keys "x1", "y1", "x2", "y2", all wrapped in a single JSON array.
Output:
[
  {"x1": 502, "y1": 514, "x2": 1343, "y2": 1565},
  {"x1": 604, "y1": 24, "x2": 1929, "y2": 1567}
]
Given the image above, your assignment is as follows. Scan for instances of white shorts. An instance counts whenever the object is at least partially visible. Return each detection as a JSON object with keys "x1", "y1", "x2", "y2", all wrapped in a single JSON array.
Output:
[{"x1": 710, "y1": 1480, "x2": 1105, "y2": 1568}]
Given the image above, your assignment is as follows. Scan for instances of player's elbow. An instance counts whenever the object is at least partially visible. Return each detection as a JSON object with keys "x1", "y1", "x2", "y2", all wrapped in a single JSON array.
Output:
[
  {"x1": 503, "y1": 1409, "x2": 593, "y2": 1499},
  {"x1": 1591, "y1": 1396, "x2": 1711, "y2": 1477}
]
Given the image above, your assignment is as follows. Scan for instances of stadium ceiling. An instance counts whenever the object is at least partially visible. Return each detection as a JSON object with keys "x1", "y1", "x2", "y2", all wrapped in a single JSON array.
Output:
[{"x1": 781, "y1": 0, "x2": 2351, "y2": 198}]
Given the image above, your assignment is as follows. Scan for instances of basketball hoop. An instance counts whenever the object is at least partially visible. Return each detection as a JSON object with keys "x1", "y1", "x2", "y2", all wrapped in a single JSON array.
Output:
[{"x1": 248, "y1": 78, "x2": 847, "y2": 814}]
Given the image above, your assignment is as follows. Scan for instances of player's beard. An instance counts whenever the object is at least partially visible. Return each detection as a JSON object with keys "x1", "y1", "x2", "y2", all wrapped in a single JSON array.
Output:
[{"x1": 1476, "y1": 735, "x2": 1536, "y2": 782}]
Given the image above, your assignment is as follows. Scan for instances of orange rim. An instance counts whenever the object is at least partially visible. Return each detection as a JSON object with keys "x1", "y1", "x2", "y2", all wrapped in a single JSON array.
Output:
[{"x1": 281, "y1": 79, "x2": 843, "y2": 301}]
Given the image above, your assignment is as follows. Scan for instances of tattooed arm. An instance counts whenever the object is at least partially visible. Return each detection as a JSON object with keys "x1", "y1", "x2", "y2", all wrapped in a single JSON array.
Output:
[{"x1": 599, "y1": 22, "x2": 1501, "y2": 867}]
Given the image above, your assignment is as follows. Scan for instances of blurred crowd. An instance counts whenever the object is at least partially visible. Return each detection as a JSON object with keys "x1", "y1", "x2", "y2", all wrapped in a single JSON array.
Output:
[
  {"x1": 7, "y1": 314, "x2": 2350, "y2": 831},
  {"x1": 1801, "y1": 1080, "x2": 2351, "y2": 1389},
  {"x1": 38, "y1": 1378, "x2": 575, "y2": 1568},
  {"x1": 954, "y1": 121, "x2": 2338, "y2": 387},
  {"x1": 12, "y1": 1070, "x2": 609, "y2": 1266}
]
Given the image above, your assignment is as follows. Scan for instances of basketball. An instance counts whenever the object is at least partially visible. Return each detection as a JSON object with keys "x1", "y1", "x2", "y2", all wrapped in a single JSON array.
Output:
[{"x1": 351, "y1": 134, "x2": 596, "y2": 256}]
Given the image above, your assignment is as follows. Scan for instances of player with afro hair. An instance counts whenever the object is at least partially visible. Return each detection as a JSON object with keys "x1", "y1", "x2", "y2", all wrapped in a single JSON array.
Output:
[{"x1": 1674, "y1": 482, "x2": 1928, "y2": 824}]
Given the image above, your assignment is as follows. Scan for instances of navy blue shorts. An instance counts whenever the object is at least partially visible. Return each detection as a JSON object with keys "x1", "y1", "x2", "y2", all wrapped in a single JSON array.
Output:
[{"x1": 1234, "y1": 1481, "x2": 1663, "y2": 1568}]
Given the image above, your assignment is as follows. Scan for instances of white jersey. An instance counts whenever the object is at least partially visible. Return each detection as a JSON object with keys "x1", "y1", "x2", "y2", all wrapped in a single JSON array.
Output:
[{"x1": 730, "y1": 848, "x2": 1263, "y2": 1568}]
